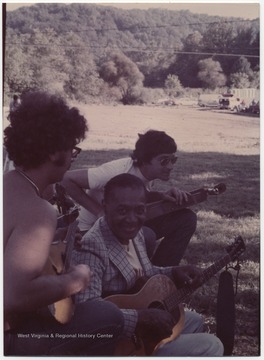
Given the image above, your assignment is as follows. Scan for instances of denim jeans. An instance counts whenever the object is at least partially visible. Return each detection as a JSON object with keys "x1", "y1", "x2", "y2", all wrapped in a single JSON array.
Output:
[
  {"x1": 154, "y1": 310, "x2": 224, "y2": 356},
  {"x1": 5, "y1": 300, "x2": 124, "y2": 356},
  {"x1": 144, "y1": 208, "x2": 197, "y2": 266}
]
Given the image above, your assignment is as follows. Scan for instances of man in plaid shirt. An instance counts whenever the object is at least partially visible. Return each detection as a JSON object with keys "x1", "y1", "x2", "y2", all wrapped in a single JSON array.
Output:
[{"x1": 72, "y1": 173, "x2": 223, "y2": 356}]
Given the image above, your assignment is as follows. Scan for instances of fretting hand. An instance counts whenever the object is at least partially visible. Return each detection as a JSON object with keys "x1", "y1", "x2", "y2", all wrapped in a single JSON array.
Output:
[
  {"x1": 172, "y1": 265, "x2": 203, "y2": 288},
  {"x1": 162, "y1": 187, "x2": 190, "y2": 205}
]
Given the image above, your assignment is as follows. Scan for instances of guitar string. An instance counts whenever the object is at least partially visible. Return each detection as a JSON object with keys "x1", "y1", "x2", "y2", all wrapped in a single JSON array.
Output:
[
  {"x1": 163, "y1": 254, "x2": 232, "y2": 312},
  {"x1": 63, "y1": 221, "x2": 79, "y2": 272}
]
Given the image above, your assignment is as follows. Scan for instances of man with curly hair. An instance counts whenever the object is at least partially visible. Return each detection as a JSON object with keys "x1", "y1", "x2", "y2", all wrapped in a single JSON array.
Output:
[{"x1": 3, "y1": 91, "x2": 124, "y2": 356}]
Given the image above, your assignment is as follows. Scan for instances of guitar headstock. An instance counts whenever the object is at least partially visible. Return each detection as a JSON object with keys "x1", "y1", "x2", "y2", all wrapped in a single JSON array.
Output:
[
  {"x1": 54, "y1": 183, "x2": 75, "y2": 214},
  {"x1": 207, "y1": 183, "x2": 226, "y2": 195},
  {"x1": 51, "y1": 184, "x2": 79, "y2": 228},
  {"x1": 225, "y1": 236, "x2": 246, "y2": 261}
]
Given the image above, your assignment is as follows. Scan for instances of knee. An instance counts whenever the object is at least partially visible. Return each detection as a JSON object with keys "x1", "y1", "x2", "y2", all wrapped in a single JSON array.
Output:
[
  {"x1": 83, "y1": 300, "x2": 124, "y2": 333},
  {"x1": 170, "y1": 209, "x2": 197, "y2": 233},
  {"x1": 191, "y1": 312, "x2": 204, "y2": 333},
  {"x1": 186, "y1": 333, "x2": 224, "y2": 356},
  {"x1": 184, "y1": 209, "x2": 197, "y2": 229},
  {"x1": 100, "y1": 301, "x2": 124, "y2": 328},
  {"x1": 183, "y1": 310, "x2": 204, "y2": 334},
  {"x1": 204, "y1": 334, "x2": 224, "y2": 356},
  {"x1": 180, "y1": 209, "x2": 197, "y2": 235}
]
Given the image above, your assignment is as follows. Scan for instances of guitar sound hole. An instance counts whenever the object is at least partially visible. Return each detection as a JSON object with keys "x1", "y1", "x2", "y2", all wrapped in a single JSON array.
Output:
[{"x1": 148, "y1": 301, "x2": 165, "y2": 310}]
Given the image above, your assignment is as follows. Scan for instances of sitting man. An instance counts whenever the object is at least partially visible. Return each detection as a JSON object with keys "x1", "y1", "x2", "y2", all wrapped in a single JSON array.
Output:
[
  {"x1": 62, "y1": 130, "x2": 197, "y2": 266},
  {"x1": 72, "y1": 173, "x2": 223, "y2": 356},
  {"x1": 4, "y1": 91, "x2": 124, "y2": 356}
]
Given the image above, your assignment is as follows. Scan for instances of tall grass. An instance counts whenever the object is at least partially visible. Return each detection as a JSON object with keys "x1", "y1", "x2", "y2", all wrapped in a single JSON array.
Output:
[{"x1": 70, "y1": 106, "x2": 260, "y2": 356}]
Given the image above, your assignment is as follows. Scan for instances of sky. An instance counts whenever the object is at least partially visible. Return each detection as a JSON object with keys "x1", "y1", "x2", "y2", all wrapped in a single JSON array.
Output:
[{"x1": 5, "y1": 1, "x2": 260, "y2": 20}]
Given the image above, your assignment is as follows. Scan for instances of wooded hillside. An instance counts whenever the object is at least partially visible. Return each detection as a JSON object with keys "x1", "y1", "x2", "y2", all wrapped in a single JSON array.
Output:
[{"x1": 4, "y1": 3, "x2": 260, "y2": 104}]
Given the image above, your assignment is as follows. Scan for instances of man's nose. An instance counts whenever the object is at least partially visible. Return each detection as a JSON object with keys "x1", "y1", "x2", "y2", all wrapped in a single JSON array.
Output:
[{"x1": 126, "y1": 211, "x2": 139, "y2": 222}]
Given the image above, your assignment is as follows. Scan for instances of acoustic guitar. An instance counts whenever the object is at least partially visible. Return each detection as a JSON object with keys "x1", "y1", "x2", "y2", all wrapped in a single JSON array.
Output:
[
  {"x1": 47, "y1": 219, "x2": 79, "y2": 324},
  {"x1": 106, "y1": 236, "x2": 245, "y2": 356},
  {"x1": 45, "y1": 184, "x2": 80, "y2": 324},
  {"x1": 146, "y1": 183, "x2": 226, "y2": 221}
]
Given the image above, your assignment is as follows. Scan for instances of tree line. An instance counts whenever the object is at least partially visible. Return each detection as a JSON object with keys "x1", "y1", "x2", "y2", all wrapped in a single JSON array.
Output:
[{"x1": 4, "y1": 3, "x2": 259, "y2": 105}]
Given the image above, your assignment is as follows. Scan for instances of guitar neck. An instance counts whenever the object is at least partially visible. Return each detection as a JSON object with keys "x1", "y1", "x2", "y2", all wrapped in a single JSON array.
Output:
[
  {"x1": 145, "y1": 183, "x2": 226, "y2": 222},
  {"x1": 146, "y1": 188, "x2": 207, "y2": 221},
  {"x1": 63, "y1": 220, "x2": 79, "y2": 272},
  {"x1": 165, "y1": 253, "x2": 231, "y2": 312}
]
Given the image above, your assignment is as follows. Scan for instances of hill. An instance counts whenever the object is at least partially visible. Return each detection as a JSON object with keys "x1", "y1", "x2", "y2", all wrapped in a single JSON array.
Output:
[{"x1": 4, "y1": 3, "x2": 260, "y2": 103}]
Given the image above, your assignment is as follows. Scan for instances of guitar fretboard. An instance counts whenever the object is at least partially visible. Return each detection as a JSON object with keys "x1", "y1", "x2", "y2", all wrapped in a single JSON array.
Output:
[
  {"x1": 146, "y1": 189, "x2": 208, "y2": 221},
  {"x1": 164, "y1": 253, "x2": 231, "y2": 313},
  {"x1": 63, "y1": 220, "x2": 79, "y2": 271}
]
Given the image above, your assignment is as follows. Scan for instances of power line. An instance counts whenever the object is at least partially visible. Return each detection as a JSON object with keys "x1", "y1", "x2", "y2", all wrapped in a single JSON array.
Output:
[
  {"x1": 73, "y1": 19, "x2": 258, "y2": 33},
  {"x1": 6, "y1": 42, "x2": 259, "y2": 59},
  {"x1": 176, "y1": 51, "x2": 259, "y2": 59}
]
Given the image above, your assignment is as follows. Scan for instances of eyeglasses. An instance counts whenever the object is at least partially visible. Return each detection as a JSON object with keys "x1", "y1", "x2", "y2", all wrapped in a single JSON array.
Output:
[
  {"x1": 72, "y1": 146, "x2": 81, "y2": 158},
  {"x1": 159, "y1": 155, "x2": 178, "y2": 166}
]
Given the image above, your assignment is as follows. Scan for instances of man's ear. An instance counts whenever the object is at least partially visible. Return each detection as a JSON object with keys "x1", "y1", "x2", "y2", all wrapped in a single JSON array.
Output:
[
  {"x1": 49, "y1": 152, "x2": 61, "y2": 162},
  {"x1": 49, "y1": 151, "x2": 66, "y2": 166}
]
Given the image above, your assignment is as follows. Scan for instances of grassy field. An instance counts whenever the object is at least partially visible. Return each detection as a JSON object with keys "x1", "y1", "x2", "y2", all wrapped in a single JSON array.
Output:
[
  {"x1": 4, "y1": 104, "x2": 258, "y2": 355},
  {"x1": 69, "y1": 104, "x2": 260, "y2": 356}
]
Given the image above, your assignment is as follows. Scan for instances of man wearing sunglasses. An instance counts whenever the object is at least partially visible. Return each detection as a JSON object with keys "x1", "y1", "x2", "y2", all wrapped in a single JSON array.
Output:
[{"x1": 62, "y1": 130, "x2": 197, "y2": 266}]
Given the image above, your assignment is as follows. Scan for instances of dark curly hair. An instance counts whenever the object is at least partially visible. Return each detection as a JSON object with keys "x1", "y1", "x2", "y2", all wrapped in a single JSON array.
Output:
[
  {"x1": 131, "y1": 130, "x2": 177, "y2": 166},
  {"x1": 4, "y1": 91, "x2": 88, "y2": 169}
]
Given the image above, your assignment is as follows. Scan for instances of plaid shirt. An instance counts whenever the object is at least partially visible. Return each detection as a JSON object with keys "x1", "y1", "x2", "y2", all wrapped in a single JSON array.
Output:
[{"x1": 72, "y1": 216, "x2": 173, "y2": 338}]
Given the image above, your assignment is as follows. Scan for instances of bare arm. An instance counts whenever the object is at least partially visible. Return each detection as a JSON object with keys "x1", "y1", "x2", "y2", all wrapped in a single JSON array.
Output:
[
  {"x1": 4, "y1": 201, "x2": 91, "y2": 317},
  {"x1": 61, "y1": 169, "x2": 102, "y2": 216}
]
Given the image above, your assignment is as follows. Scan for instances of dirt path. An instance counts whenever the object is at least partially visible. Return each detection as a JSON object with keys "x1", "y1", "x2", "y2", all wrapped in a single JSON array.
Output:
[
  {"x1": 75, "y1": 104, "x2": 260, "y2": 155},
  {"x1": 3, "y1": 105, "x2": 259, "y2": 155}
]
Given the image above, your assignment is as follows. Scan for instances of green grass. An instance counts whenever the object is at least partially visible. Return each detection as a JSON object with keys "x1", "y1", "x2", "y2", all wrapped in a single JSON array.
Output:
[{"x1": 72, "y1": 138, "x2": 260, "y2": 355}]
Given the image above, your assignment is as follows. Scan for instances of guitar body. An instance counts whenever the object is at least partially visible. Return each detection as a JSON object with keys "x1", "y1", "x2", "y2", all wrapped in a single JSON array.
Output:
[
  {"x1": 48, "y1": 298, "x2": 75, "y2": 324},
  {"x1": 106, "y1": 236, "x2": 245, "y2": 356},
  {"x1": 106, "y1": 274, "x2": 179, "y2": 311},
  {"x1": 44, "y1": 241, "x2": 67, "y2": 275},
  {"x1": 106, "y1": 274, "x2": 185, "y2": 355},
  {"x1": 44, "y1": 220, "x2": 78, "y2": 275},
  {"x1": 45, "y1": 237, "x2": 76, "y2": 324}
]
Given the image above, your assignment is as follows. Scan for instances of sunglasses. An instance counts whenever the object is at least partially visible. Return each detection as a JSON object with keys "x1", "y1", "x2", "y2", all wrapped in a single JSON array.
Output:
[
  {"x1": 72, "y1": 146, "x2": 82, "y2": 158},
  {"x1": 159, "y1": 155, "x2": 178, "y2": 166}
]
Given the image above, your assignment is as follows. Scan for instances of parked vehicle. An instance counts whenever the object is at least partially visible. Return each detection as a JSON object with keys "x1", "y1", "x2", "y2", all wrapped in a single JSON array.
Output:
[
  {"x1": 198, "y1": 90, "x2": 259, "y2": 113},
  {"x1": 198, "y1": 94, "x2": 221, "y2": 107},
  {"x1": 219, "y1": 94, "x2": 246, "y2": 112}
]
